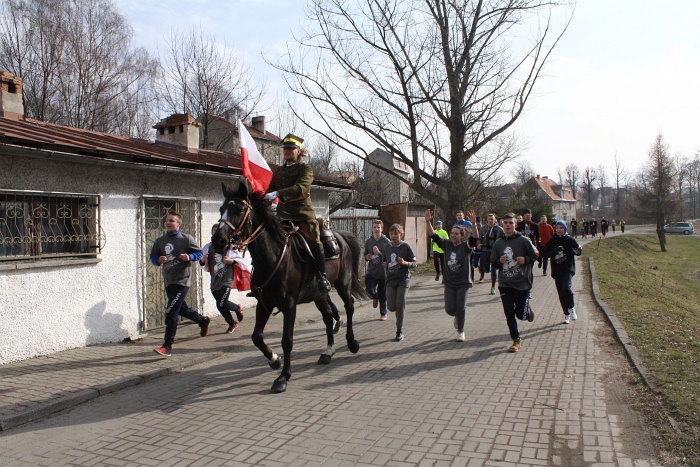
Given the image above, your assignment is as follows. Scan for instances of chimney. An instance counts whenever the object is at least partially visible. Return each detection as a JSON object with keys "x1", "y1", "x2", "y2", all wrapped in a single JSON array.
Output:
[
  {"x1": 543, "y1": 175, "x2": 548, "y2": 179},
  {"x1": 251, "y1": 116, "x2": 266, "y2": 134},
  {"x1": 0, "y1": 71, "x2": 24, "y2": 119},
  {"x1": 536, "y1": 174, "x2": 540, "y2": 179},
  {"x1": 153, "y1": 113, "x2": 201, "y2": 150}
]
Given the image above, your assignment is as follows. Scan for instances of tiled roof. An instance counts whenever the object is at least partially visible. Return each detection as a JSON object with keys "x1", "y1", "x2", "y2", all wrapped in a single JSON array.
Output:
[
  {"x1": 0, "y1": 114, "x2": 349, "y2": 189},
  {"x1": 531, "y1": 177, "x2": 576, "y2": 202}
]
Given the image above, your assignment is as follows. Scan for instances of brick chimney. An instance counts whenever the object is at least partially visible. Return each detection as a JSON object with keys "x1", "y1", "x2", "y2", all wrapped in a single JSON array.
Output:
[
  {"x1": 153, "y1": 113, "x2": 201, "y2": 150},
  {"x1": 251, "y1": 116, "x2": 266, "y2": 134},
  {"x1": 0, "y1": 71, "x2": 24, "y2": 119}
]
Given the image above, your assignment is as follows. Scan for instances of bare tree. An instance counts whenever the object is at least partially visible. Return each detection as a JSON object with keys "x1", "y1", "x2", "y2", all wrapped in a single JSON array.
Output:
[
  {"x1": 686, "y1": 154, "x2": 700, "y2": 219},
  {"x1": 673, "y1": 153, "x2": 689, "y2": 218},
  {"x1": 308, "y1": 133, "x2": 340, "y2": 176},
  {"x1": 0, "y1": 0, "x2": 158, "y2": 135},
  {"x1": 511, "y1": 161, "x2": 536, "y2": 187},
  {"x1": 273, "y1": 0, "x2": 571, "y2": 218},
  {"x1": 613, "y1": 153, "x2": 627, "y2": 217},
  {"x1": 563, "y1": 163, "x2": 580, "y2": 201},
  {"x1": 581, "y1": 166, "x2": 598, "y2": 214},
  {"x1": 159, "y1": 27, "x2": 267, "y2": 149},
  {"x1": 597, "y1": 164, "x2": 608, "y2": 211},
  {"x1": 632, "y1": 133, "x2": 678, "y2": 252}
]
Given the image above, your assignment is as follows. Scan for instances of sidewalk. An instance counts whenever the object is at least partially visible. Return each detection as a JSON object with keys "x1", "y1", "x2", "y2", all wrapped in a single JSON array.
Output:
[{"x1": 0, "y1": 292, "x2": 339, "y2": 432}]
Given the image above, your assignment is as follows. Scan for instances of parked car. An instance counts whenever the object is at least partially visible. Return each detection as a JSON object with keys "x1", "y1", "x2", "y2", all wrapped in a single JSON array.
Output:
[{"x1": 663, "y1": 221, "x2": 694, "y2": 235}]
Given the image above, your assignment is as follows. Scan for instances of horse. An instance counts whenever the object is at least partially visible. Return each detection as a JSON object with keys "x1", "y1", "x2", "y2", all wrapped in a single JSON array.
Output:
[{"x1": 211, "y1": 182, "x2": 369, "y2": 393}]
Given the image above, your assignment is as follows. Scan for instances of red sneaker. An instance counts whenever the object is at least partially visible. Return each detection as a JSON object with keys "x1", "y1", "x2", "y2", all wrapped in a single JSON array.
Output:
[
  {"x1": 235, "y1": 308, "x2": 244, "y2": 322},
  {"x1": 153, "y1": 346, "x2": 171, "y2": 357},
  {"x1": 226, "y1": 323, "x2": 238, "y2": 334}
]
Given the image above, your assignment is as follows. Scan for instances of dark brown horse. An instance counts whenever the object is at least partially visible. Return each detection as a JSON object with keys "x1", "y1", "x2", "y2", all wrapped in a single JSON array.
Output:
[{"x1": 212, "y1": 182, "x2": 368, "y2": 393}]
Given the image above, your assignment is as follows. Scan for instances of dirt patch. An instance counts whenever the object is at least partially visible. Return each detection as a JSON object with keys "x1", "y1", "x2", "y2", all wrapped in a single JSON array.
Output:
[{"x1": 682, "y1": 270, "x2": 700, "y2": 281}]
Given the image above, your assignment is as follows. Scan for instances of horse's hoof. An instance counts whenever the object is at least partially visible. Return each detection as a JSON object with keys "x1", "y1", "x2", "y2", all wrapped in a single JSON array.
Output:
[
  {"x1": 318, "y1": 354, "x2": 332, "y2": 365},
  {"x1": 268, "y1": 353, "x2": 282, "y2": 370},
  {"x1": 271, "y1": 375, "x2": 287, "y2": 393},
  {"x1": 333, "y1": 318, "x2": 343, "y2": 333},
  {"x1": 348, "y1": 339, "x2": 360, "y2": 354}
]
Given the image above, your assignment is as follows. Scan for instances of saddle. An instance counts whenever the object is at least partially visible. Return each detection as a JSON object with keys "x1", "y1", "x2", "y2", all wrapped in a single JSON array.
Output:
[{"x1": 280, "y1": 221, "x2": 339, "y2": 260}]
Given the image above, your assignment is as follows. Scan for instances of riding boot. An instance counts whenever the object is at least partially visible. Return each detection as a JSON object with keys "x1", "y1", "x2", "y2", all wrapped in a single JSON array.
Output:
[{"x1": 311, "y1": 242, "x2": 331, "y2": 293}]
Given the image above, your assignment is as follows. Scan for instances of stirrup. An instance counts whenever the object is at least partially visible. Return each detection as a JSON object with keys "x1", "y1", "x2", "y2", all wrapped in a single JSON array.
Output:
[{"x1": 318, "y1": 276, "x2": 331, "y2": 293}]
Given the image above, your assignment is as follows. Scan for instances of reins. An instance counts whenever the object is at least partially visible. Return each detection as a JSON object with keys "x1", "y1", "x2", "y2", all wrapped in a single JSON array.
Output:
[{"x1": 220, "y1": 196, "x2": 292, "y2": 315}]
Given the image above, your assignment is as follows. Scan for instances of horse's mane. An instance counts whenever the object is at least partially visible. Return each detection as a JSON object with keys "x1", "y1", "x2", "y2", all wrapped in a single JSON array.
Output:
[{"x1": 247, "y1": 193, "x2": 287, "y2": 244}]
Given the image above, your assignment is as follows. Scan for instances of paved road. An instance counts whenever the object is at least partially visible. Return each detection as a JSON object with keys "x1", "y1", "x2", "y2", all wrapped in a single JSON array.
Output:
[{"x1": 0, "y1": 235, "x2": 662, "y2": 466}]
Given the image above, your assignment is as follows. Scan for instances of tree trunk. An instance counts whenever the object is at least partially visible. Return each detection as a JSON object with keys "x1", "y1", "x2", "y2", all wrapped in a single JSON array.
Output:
[{"x1": 656, "y1": 227, "x2": 667, "y2": 252}]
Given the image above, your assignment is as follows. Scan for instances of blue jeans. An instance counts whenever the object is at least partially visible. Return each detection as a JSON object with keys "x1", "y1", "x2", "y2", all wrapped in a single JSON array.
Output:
[
  {"x1": 365, "y1": 274, "x2": 387, "y2": 314},
  {"x1": 554, "y1": 274, "x2": 575, "y2": 313},
  {"x1": 498, "y1": 287, "x2": 531, "y2": 339},
  {"x1": 164, "y1": 284, "x2": 205, "y2": 347}
]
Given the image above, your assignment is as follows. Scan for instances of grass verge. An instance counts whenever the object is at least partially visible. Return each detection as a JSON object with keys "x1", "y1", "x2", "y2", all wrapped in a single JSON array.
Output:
[{"x1": 583, "y1": 233, "x2": 699, "y2": 464}]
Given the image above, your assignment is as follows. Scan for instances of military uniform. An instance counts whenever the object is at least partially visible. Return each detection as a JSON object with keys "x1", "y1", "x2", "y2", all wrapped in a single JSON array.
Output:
[
  {"x1": 268, "y1": 161, "x2": 320, "y2": 243},
  {"x1": 266, "y1": 134, "x2": 329, "y2": 292}
]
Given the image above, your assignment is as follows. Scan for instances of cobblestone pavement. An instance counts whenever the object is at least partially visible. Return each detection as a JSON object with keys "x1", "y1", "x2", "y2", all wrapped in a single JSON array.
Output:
[{"x1": 0, "y1": 244, "x2": 662, "y2": 466}]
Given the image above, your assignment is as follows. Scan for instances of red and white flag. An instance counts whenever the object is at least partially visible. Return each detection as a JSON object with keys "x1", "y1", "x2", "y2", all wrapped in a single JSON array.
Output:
[{"x1": 238, "y1": 119, "x2": 272, "y2": 194}]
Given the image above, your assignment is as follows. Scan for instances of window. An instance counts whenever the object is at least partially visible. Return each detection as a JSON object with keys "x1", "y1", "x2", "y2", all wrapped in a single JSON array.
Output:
[{"x1": 0, "y1": 190, "x2": 102, "y2": 261}]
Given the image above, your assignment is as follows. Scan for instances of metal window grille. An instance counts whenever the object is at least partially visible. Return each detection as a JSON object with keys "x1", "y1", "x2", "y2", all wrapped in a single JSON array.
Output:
[{"x1": 0, "y1": 190, "x2": 102, "y2": 261}]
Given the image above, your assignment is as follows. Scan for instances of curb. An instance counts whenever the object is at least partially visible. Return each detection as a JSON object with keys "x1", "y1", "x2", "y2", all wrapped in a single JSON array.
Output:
[
  {"x1": 0, "y1": 349, "x2": 231, "y2": 432},
  {"x1": 587, "y1": 257, "x2": 679, "y2": 432}
]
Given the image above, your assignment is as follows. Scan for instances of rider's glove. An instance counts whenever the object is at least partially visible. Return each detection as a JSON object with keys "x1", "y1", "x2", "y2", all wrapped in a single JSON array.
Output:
[{"x1": 264, "y1": 191, "x2": 278, "y2": 201}]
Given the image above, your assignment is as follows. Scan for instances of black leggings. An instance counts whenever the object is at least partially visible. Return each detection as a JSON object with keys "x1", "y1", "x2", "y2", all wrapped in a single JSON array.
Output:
[{"x1": 433, "y1": 251, "x2": 444, "y2": 275}]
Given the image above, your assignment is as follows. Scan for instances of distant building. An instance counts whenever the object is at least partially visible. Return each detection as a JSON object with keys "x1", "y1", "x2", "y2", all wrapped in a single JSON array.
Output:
[
  {"x1": 362, "y1": 148, "x2": 411, "y2": 205},
  {"x1": 524, "y1": 175, "x2": 577, "y2": 220},
  {"x1": 198, "y1": 114, "x2": 283, "y2": 166}
]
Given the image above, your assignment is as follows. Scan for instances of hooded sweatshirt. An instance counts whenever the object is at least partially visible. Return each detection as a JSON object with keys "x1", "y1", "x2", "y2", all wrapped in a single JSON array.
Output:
[{"x1": 540, "y1": 233, "x2": 582, "y2": 278}]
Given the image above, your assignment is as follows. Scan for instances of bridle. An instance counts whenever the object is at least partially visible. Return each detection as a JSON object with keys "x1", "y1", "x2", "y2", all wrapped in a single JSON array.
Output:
[
  {"x1": 218, "y1": 196, "x2": 291, "y2": 314},
  {"x1": 219, "y1": 197, "x2": 264, "y2": 251}
]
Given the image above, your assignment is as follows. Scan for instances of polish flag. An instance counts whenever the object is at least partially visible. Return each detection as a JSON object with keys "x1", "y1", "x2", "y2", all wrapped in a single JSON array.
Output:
[{"x1": 238, "y1": 119, "x2": 272, "y2": 194}]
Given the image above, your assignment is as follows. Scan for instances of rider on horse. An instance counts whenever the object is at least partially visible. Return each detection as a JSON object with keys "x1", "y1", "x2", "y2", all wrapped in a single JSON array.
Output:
[{"x1": 264, "y1": 134, "x2": 332, "y2": 293}]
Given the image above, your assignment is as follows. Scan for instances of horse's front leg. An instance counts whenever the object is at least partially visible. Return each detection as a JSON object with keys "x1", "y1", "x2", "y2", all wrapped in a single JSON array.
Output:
[
  {"x1": 316, "y1": 297, "x2": 336, "y2": 364},
  {"x1": 251, "y1": 302, "x2": 281, "y2": 370},
  {"x1": 271, "y1": 305, "x2": 296, "y2": 393},
  {"x1": 336, "y1": 287, "x2": 359, "y2": 354}
]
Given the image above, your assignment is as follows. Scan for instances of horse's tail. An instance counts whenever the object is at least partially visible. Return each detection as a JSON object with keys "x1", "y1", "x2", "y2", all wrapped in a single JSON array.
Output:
[{"x1": 337, "y1": 230, "x2": 370, "y2": 300}]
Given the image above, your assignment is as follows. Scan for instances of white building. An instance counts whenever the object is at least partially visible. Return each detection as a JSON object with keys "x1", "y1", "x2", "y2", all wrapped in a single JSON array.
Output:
[{"x1": 0, "y1": 72, "x2": 350, "y2": 364}]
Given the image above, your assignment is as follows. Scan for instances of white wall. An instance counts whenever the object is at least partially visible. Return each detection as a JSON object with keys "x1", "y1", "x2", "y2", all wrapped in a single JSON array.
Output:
[{"x1": 0, "y1": 154, "x2": 259, "y2": 364}]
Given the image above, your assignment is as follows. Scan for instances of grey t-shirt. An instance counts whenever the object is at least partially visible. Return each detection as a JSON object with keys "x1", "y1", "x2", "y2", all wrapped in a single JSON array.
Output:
[
  {"x1": 490, "y1": 232, "x2": 537, "y2": 291},
  {"x1": 477, "y1": 224, "x2": 505, "y2": 252},
  {"x1": 382, "y1": 241, "x2": 416, "y2": 288},
  {"x1": 206, "y1": 243, "x2": 234, "y2": 291},
  {"x1": 430, "y1": 234, "x2": 473, "y2": 288},
  {"x1": 151, "y1": 232, "x2": 201, "y2": 287},
  {"x1": 365, "y1": 234, "x2": 391, "y2": 279}
]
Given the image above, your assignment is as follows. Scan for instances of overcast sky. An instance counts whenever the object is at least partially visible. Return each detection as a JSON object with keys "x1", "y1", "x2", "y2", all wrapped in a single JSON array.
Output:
[{"x1": 116, "y1": 0, "x2": 700, "y2": 178}]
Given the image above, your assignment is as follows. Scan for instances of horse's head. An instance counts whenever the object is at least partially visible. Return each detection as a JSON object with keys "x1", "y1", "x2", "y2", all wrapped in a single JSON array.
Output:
[{"x1": 212, "y1": 182, "x2": 253, "y2": 254}]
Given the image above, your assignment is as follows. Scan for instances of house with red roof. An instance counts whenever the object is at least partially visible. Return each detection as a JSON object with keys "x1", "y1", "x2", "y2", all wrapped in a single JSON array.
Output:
[
  {"x1": 523, "y1": 174, "x2": 577, "y2": 221},
  {"x1": 0, "y1": 72, "x2": 351, "y2": 364}
]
